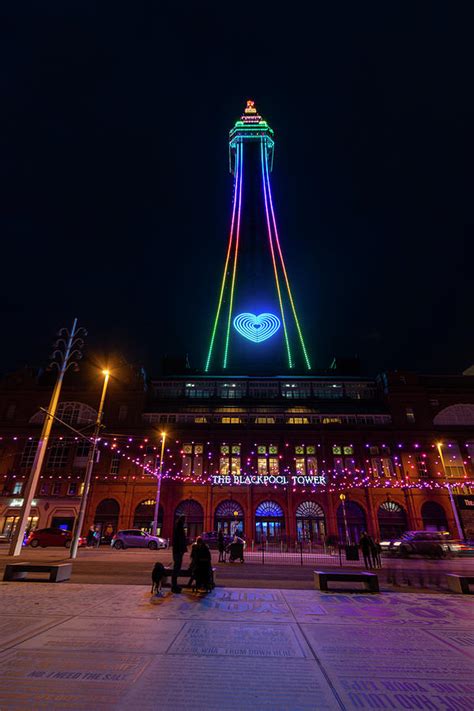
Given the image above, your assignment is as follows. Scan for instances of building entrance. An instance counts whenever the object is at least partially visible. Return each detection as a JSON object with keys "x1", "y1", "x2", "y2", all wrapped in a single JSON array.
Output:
[
  {"x1": 214, "y1": 499, "x2": 244, "y2": 536},
  {"x1": 295, "y1": 501, "x2": 325, "y2": 542},
  {"x1": 255, "y1": 500, "x2": 285, "y2": 543}
]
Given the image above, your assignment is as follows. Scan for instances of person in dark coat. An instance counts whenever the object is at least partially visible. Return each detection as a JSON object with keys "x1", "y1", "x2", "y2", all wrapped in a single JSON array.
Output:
[
  {"x1": 172, "y1": 515, "x2": 187, "y2": 593},
  {"x1": 217, "y1": 529, "x2": 225, "y2": 562},
  {"x1": 370, "y1": 538, "x2": 382, "y2": 568},
  {"x1": 86, "y1": 526, "x2": 96, "y2": 548},
  {"x1": 189, "y1": 536, "x2": 213, "y2": 592},
  {"x1": 359, "y1": 531, "x2": 373, "y2": 568}
]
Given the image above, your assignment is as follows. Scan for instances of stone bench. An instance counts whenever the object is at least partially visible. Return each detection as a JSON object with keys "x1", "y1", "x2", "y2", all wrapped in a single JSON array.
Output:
[
  {"x1": 161, "y1": 567, "x2": 217, "y2": 588},
  {"x1": 314, "y1": 570, "x2": 379, "y2": 593},
  {"x1": 445, "y1": 574, "x2": 474, "y2": 595},
  {"x1": 3, "y1": 563, "x2": 72, "y2": 583}
]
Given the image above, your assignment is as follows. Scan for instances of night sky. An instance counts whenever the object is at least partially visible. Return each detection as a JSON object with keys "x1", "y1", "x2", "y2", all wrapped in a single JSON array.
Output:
[{"x1": 1, "y1": 3, "x2": 473, "y2": 377}]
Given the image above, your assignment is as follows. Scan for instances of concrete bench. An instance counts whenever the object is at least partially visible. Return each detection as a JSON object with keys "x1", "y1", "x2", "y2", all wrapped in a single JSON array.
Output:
[
  {"x1": 161, "y1": 567, "x2": 217, "y2": 588},
  {"x1": 3, "y1": 563, "x2": 72, "y2": 583},
  {"x1": 314, "y1": 570, "x2": 379, "y2": 593},
  {"x1": 446, "y1": 574, "x2": 474, "y2": 595}
]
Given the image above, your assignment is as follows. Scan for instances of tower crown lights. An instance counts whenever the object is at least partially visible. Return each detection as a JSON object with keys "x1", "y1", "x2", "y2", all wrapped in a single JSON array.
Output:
[{"x1": 229, "y1": 99, "x2": 274, "y2": 174}]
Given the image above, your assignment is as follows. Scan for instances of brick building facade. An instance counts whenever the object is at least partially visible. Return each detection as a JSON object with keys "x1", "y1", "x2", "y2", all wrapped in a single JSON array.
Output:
[{"x1": 1, "y1": 365, "x2": 473, "y2": 544}]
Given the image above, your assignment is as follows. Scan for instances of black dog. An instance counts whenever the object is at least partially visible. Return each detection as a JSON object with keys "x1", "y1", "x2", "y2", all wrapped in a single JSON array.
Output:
[{"x1": 151, "y1": 562, "x2": 165, "y2": 595}]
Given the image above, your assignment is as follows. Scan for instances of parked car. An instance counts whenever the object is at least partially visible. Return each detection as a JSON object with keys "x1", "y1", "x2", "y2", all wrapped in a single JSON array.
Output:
[
  {"x1": 387, "y1": 531, "x2": 459, "y2": 558},
  {"x1": 26, "y1": 527, "x2": 84, "y2": 548},
  {"x1": 111, "y1": 529, "x2": 168, "y2": 550},
  {"x1": 201, "y1": 531, "x2": 234, "y2": 549}
]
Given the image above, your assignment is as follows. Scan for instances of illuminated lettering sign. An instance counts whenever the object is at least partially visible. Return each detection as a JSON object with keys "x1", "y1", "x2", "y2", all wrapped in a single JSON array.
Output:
[
  {"x1": 9, "y1": 499, "x2": 38, "y2": 508},
  {"x1": 210, "y1": 474, "x2": 326, "y2": 487}
]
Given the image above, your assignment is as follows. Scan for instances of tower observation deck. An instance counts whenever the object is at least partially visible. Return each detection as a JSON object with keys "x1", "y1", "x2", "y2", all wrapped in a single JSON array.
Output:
[{"x1": 205, "y1": 101, "x2": 311, "y2": 374}]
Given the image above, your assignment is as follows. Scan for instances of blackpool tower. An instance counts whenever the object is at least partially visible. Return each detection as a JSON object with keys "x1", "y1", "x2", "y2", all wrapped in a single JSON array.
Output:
[{"x1": 205, "y1": 101, "x2": 311, "y2": 373}]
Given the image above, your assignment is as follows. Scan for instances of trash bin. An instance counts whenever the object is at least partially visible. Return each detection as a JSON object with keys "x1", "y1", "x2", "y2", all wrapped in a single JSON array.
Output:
[{"x1": 345, "y1": 544, "x2": 359, "y2": 561}]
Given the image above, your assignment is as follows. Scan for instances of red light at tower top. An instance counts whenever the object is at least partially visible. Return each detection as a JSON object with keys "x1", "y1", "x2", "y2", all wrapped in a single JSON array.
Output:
[{"x1": 245, "y1": 99, "x2": 257, "y2": 114}]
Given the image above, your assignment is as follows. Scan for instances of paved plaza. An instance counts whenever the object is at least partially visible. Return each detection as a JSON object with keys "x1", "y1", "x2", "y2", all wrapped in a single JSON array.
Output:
[{"x1": 0, "y1": 581, "x2": 473, "y2": 710}]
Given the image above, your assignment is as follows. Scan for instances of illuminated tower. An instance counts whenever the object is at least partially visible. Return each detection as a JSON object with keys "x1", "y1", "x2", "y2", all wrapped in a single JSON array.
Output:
[{"x1": 205, "y1": 101, "x2": 311, "y2": 373}]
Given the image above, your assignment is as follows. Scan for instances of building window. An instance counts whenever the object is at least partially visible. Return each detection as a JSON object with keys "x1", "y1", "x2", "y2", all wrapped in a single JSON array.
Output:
[
  {"x1": 12, "y1": 481, "x2": 23, "y2": 495},
  {"x1": 40, "y1": 482, "x2": 50, "y2": 496},
  {"x1": 21, "y1": 439, "x2": 38, "y2": 468},
  {"x1": 67, "y1": 482, "x2": 78, "y2": 495},
  {"x1": 256, "y1": 445, "x2": 279, "y2": 475},
  {"x1": 405, "y1": 408, "x2": 415, "y2": 423},
  {"x1": 221, "y1": 417, "x2": 241, "y2": 424},
  {"x1": 371, "y1": 457, "x2": 395, "y2": 478},
  {"x1": 220, "y1": 445, "x2": 240, "y2": 475},
  {"x1": 287, "y1": 417, "x2": 309, "y2": 424},
  {"x1": 415, "y1": 454, "x2": 429, "y2": 478},
  {"x1": 255, "y1": 417, "x2": 275, "y2": 424},
  {"x1": 74, "y1": 441, "x2": 91, "y2": 468},
  {"x1": 441, "y1": 442, "x2": 465, "y2": 478},
  {"x1": 118, "y1": 405, "x2": 128, "y2": 421},
  {"x1": 52, "y1": 482, "x2": 62, "y2": 496},
  {"x1": 110, "y1": 452, "x2": 121, "y2": 475},
  {"x1": 182, "y1": 444, "x2": 203, "y2": 477},
  {"x1": 294, "y1": 445, "x2": 317, "y2": 475},
  {"x1": 47, "y1": 441, "x2": 70, "y2": 469}
]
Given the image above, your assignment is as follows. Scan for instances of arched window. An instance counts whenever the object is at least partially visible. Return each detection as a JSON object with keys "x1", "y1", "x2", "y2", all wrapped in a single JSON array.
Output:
[
  {"x1": 295, "y1": 501, "x2": 324, "y2": 518},
  {"x1": 336, "y1": 501, "x2": 366, "y2": 544},
  {"x1": 175, "y1": 499, "x2": 204, "y2": 540},
  {"x1": 215, "y1": 500, "x2": 244, "y2": 518},
  {"x1": 421, "y1": 501, "x2": 448, "y2": 531},
  {"x1": 133, "y1": 500, "x2": 164, "y2": 535},
  {"x1": 377, "y1": 501, "x2": 407, "y2": 539},
  {"x1": 434, "y1": 404, "x2": 474, "y2": 426},
  {"x1": 30, "y1": 401, "x2": 97, "y2": 426},
  {"x1": 295, "y1": 501, "x2": 325, "y2": 542},
  {"x1": 255, "y1": 501, "x2": 284, "y2": 517},
  {"x1": 214, "y1": 500, "x2": 244, "y2": 537}
]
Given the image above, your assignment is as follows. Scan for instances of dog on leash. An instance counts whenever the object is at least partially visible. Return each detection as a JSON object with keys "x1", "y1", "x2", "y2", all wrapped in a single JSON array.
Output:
[{"x1": 151, "y1": 561, "x2": 166, "y2": 596}]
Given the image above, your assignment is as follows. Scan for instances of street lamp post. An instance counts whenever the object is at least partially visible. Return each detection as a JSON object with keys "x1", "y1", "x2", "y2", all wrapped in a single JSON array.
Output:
[
  {"x1": 70, "y1": 370, "x2": 110, "y2": 559},
  {"x1": 436, "y1": 442, "x2": 464, "y2": 541},
  {"x1": 152, "y1": 432, "x2": 166, "y2": 536},
  {"x1": 9, "y1": 319, "x2": 86, "y2": 557},
  {"x1": 339, "y1": 493, "x2": 350, "y2": 544}
]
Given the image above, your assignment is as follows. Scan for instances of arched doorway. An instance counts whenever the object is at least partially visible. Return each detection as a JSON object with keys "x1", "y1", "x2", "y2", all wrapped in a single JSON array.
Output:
[
  {"x1": 295, "y1": 501, "x2": 325, "y2": 542},
  {"x1": 133, "y1": 500, "x2": 164, "y2": 535},
  {"x1": 422, "y1": 501, "x2": 448, "y2": 531},
  {"x1": 175, "y1": 499, "x2": 204, "y2": 541},
  {"x1": 255, "y1": 501, "x2": 285, "y2": 543},
  {"x1": 336, "y1": 501, "x2": 366, "y2": 543},
  {"x1": 378, "y1": 501, "x2": 407, "y2": 539},
  {"x1": 94, "y1": 498, "x2": 120, "y2": 543},
  {"x1": 214, "y1": 500, "x2": 244, "y2": 537}
]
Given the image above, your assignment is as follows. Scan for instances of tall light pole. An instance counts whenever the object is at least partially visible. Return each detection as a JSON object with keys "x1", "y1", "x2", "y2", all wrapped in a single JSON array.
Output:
[
  {"x1": 152, "y1": 432, "x2": 166, "y2": 536},
  {"x1": 339, "y1": 493, "x2": 350, "y2": 544},
  {"x1": 436, "y1": 442, "x2": 464, "y2": 540},
  {"x1": 9, "y1": 319, "x2": 86, "y2": 556},
  {"x1": 70, "y1": 370, "x2": 110, "y2": 559}
]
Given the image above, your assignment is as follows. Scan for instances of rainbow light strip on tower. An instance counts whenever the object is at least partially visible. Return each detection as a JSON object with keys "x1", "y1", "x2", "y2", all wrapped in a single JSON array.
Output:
[{"x1": 205, "y1": 100, "x2": 311, "y2": 372}]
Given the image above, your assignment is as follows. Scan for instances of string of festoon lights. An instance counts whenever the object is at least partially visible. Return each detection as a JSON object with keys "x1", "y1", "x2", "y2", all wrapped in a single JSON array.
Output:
[{"x1": 1, "y1": 434, "x2": 472, "y2": 494}]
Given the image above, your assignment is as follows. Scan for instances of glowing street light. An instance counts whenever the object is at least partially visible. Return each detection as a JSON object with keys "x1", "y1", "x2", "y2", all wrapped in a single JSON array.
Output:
[
  {"x1": 152, "y1": 432, "x2": 166, "y2": 537},
  {"x1": 70, "y1": 368, "x2": 111, "y2": 558},
  {"x1": 436, "y1": 442, "x2": 464, "y2": 541}
]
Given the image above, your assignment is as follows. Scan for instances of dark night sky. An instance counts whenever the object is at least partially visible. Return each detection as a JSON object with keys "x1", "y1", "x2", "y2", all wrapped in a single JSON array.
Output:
[{"x1": 1, "y1": 2, "x2": 473, "y2": 377}]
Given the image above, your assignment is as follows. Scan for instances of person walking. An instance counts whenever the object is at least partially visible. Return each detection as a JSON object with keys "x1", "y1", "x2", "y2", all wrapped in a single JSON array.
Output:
[
  {"x1": 370, "y1": 538, "x2": 382, "y2": 568},
  {"x1": 217, "y1": 529, "x2": 225, "y2": 563},
  {"x1": 359, "y1": 531, "x2": 373, "y2": 569},
  {"x1": 171, "y1": 515, "x2": 187, "y2": 593},
  {"x1": 86, "y1": 526, "x2": 96, "y2": 548}
]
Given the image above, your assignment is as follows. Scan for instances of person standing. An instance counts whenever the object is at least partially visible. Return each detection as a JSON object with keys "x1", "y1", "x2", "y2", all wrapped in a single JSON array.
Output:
[
  {"x1": 217, "y1": 529, "x2": 225, "y2": 563},
  {"x1": 359, "y1": 531, "x2": 373, "y2": 569},
  {"x1": 172, "y1": 515, "x2": 187, "y2": 593},
  {"x1": 86, "y1": 526, "x2": 96, "y2": 548}
]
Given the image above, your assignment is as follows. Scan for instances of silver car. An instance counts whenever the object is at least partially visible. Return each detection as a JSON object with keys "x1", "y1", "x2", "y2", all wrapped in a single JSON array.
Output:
[{"x1": 111, "y1": 529, "x2": 168, "y2": 550}]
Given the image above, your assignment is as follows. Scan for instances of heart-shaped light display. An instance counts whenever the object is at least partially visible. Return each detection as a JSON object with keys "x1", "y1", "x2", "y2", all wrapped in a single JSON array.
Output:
[{"x1": 233, "y1": 312, "x2": 281, "y2": 343}]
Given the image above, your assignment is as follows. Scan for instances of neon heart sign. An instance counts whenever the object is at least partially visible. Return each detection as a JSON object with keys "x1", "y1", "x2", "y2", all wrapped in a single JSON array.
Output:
[{"x1": 233, "y1": 312, "x2": 281, "y2": 343}]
